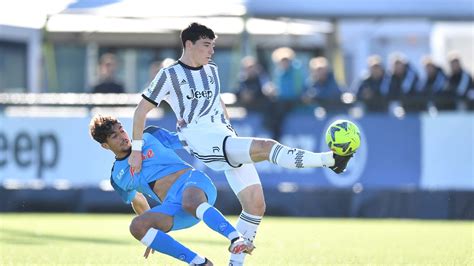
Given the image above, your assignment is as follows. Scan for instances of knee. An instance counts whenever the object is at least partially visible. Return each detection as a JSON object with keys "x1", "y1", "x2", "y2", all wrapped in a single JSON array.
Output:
[
  {"x1": 129, "y1": 214, "x2": 173, "y2": 240},
  {"x1": 246, "y1": 198, "x2": 266, "y2": 216},
  {"x1": 251, "y1": 139, "x2": 278, "y2": 161},
  {"x1": 256, "y1": 139, "x2": 278, "y2": 152},
  {"x1": 129, "y1": 216, "x2": 150, "y2": 240},
  {"x1": 157, "y1": 217, "x2": 173, "y2": 232},
  {"x1": 182, "y1": 187, "x2": 207, "y2": 218},
  {"x1": 182, "y1": 199, "x2": 200, "y2": 217},
  {"x1": 239, "y1": 186, "x2": 266, "y2": 216}
]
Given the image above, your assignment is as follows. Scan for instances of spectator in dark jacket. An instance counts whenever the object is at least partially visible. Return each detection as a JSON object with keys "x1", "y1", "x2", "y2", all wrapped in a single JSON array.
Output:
[
  {"x1": 302, "y1": 56, "x2": 342, "y2": 109},
  {"x1": 420, "y1": 56, "x2": 448, "y2": 110},
  {"x1": 386, "y1": 53, "x2": 421, "y2": 111},
  {"x1": 92, "y1": 53, "x2": 125, "y2": 93},
  {"x1": 356, "y1": 55, "x2": 391, "y2": 112},
  {"x1": 446, "y1": 51, "x2": 474, "y2": 110},
  {"x1": 235, "y1": 56, "x2": 273, "y2": 112}
]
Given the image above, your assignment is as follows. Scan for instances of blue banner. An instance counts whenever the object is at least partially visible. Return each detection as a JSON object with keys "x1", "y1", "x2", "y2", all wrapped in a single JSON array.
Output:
[{"x1": 147, "y1": 112, "x2": 422, "y2": 189}]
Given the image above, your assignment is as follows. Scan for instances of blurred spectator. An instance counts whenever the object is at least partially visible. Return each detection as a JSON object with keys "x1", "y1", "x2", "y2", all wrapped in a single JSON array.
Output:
[
  {"x1": 144, "y1": 58, "x2": 176, "y2": 89},
  {"x1": 148, "y1": 60, "x2": 163, "y2": 82},
  {"x1": 355, "y1": 55, "x2": 390, "y2": 112},
  {"x1": 446, "y1": 51, "x2": 474, "y2": 110},
  {"x1": 267, "y1": 47, "x2": 304, "y2": 141},
  {"x1": 92, "y1": 53, "x2": 125, "y2": 93},
  {"x1": 386, "y1": 52, "x2": 422, "y2": 112},
  {"x1": 161, "y1": 58, "x2": 176, "y2": 69},
  {"x1": 302, "y1": 56, "x2": 342, "y2": 109},
  {"x1": 419, "y1": 56, "x2": 448, "y2": 110},
  {"x1": 235, "y1": 56, "x2": 273, "y2": 112}
]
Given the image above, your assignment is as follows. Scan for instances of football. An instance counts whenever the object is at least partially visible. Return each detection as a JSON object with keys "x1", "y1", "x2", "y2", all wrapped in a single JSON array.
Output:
[{"x1": 325, "y1": 119, "x2": 361, "y2": 156}]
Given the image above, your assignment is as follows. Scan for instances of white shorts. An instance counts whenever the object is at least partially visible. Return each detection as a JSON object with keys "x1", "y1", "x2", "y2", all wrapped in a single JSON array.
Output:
[
  {"x1": 177, "y1": 121, "x2": 239, "y2": 171},
  {"x1": 177, "y1": 121, "x2": 261, "y2": 193}
]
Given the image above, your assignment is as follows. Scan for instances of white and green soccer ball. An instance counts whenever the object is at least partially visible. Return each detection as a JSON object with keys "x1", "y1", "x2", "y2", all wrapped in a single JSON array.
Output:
[{"x1": 325, "y1": 119, "x2": 361, "y2": 156}]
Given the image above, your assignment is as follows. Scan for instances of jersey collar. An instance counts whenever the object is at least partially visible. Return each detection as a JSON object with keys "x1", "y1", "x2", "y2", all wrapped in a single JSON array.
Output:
[
  {"x1": 115, "y1": 148, "x2": 132, "y2": 161},
  {"x1": 178, "y1": 60, "x2": 203, "y2": 70}
]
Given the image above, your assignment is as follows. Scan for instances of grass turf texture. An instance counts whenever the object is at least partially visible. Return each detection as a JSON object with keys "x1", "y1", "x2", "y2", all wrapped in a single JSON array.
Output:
[{"x1": 0, "y1": 214, "x2": 472, "y2": 265}]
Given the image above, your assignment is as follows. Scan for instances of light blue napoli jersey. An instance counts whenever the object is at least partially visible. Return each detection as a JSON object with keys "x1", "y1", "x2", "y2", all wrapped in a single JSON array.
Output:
[{"x1": 110, "y1": 126, "x2": 191, "y2": 204}]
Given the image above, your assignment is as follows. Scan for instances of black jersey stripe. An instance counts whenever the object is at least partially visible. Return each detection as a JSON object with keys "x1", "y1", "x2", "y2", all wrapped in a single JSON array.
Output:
[
  {"x1": 199, "y1": 65, "x2": 220, "y2": 117},
  {"x1": 183, "y1": 67, "x2": 199, "y2": 124},
  {"x1": 169, "y1": 68, "x2": 185, "y2": 120},
  {"x1": 149, "y1": 70, "x2": 167, "y2": 101},
  {"x1": 196, "y1": 67, "x2": 212, "y2": 119}
]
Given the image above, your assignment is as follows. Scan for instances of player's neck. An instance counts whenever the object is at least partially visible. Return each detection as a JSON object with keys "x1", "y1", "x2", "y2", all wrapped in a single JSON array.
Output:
[
  {"x1": 115, "y1": 148, "x2": 132, "y2": 161},
  {"x1": 179, "y1": 54, "x2": 202, "y2": 68}
]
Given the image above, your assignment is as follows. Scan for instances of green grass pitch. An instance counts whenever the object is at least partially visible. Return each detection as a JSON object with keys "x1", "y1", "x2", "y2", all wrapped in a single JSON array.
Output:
[{"x1": 0, "y1": 214, "x2": 472, "y2": 265}]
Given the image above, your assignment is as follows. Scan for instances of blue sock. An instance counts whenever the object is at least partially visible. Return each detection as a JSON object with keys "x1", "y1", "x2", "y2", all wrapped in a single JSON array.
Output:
[
  {"x1": 196, "y1": 202, "x2": 240, "y2": 240},
  {"x1": 141, "y1": 228, "x2": 197, "y2": 263}
]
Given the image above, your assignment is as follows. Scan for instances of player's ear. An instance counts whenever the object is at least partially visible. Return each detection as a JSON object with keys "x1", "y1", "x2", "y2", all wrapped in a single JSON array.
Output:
[
  {"x1": 101, "y1": 143, "x2": 110, "y2": 150},
  {"x1": 185, "y1": 40, "x2": 193, "y2": 49}
]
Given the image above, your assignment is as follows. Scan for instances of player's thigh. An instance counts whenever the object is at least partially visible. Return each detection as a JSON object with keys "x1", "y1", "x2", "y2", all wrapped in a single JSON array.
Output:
[
  {"x1": 181, "y1": 187, "x2": 207, "y2": 214},
  {"x1": 148, "y1": 201, "x2": 200, "y2": 232},
  {"x1": 182, "y1": 170, "x2": 217, "y2": 206}
]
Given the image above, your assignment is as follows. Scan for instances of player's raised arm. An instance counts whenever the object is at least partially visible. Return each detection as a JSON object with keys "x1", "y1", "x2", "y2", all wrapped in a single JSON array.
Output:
[{"x1": 129, "y1": 98, "x2": 156, "y2": 174}]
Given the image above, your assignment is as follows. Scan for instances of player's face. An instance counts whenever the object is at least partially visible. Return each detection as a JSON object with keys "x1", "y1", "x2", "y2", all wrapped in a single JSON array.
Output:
[
  {"x1": 103, "y1": 123, "x2": 131, "y2": 156},
  {"x1": 190, "y1": 38, "x2": 215, "y2": 66}
]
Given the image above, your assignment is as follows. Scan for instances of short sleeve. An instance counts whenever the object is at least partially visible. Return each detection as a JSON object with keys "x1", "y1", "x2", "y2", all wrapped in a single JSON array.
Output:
[
  {"x1": 110, "y1": 178, "x2": 137, "y2": 204},
  {"x1": 142, "y1": 68, "x2": 171, "y2": 106},
  {"x1": 144, "y1": 126, "x2": 183, "y2": 150}
]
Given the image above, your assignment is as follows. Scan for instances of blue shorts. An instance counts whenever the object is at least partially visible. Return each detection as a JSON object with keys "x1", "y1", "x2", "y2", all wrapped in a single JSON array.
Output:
[{"x1": 147, "y1": 169, "x2": 217, "y2": 231}]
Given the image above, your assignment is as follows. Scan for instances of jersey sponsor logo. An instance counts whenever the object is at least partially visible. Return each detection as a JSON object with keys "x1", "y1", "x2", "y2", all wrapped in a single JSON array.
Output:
[
  {"x1": 117, "y1": 169, "x2": 125, "y2": 180},
  {"x1": 212, "y1": 146, "x2": 220, "y2": 153},
  {"x1": 185, "y1": 89, "x2": 213, "y2": 100},
  {"x1": 141, "y1": 149, "x2": 155, "y2": 160},
  {"x1": 180, "y1": 79, "x2": 187, "y2": 85}
]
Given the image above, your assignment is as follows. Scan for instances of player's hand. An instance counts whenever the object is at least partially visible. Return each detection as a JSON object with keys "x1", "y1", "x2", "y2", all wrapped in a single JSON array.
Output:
[
  {"x1": 143, "y1": 247, "x2": 154, "y2": 259},
  {"x1": 128, "y1": 150, "x2": 143, "y2": 175}
]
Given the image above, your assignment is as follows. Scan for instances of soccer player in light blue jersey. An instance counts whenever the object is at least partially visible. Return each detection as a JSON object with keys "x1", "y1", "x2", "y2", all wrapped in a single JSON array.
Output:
[{"x1": 89, "y1": 115, "x2": 253, "y2": 266}]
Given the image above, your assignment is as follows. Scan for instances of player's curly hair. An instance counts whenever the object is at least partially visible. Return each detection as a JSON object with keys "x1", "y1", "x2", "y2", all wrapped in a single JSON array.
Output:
[
  {"x1": 89, "y1": 115, "x2": 119, "y2": 144},
  {"x1": 180, "y1": 22, "x2": 216, "y2": 48}
]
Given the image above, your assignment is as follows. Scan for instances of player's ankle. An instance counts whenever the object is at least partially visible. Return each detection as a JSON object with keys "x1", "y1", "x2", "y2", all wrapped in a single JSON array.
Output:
[{"x1": 321, "y1": 151, "x2": 335, "y2": 167}]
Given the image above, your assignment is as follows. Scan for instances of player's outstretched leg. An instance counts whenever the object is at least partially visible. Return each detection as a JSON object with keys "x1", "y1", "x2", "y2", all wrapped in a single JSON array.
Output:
[
  {"x1": 129, "y1": 215, "x2": 209, "y2": 265},
  {"x1": 225, "y1": 137, "x2": 353, "y2": 173},
  {"x1": 183, "y1": 185, "x2": 253, "y2": 255}
]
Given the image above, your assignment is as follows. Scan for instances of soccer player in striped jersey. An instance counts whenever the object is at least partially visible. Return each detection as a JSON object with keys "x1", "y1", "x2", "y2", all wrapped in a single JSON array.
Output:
[
  {"x1": 89, "y1": 115, "x2": 253, "y2": 265},
  {"x1": 129, "y1": 22, "x2": 353, "y2": 266}
]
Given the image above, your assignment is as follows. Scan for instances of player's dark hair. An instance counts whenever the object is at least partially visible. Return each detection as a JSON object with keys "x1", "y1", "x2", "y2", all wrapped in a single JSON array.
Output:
[
  {"x1": 180, "y1": 22, "x2": 216, "y2": 48},
  {"x1": 89, "y1": 115, "x2": 119, "y2": 144}
]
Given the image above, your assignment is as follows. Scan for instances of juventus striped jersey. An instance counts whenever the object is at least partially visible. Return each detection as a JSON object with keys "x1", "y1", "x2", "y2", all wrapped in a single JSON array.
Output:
[{"x1": 142, "y1": 60, "x2": 226, "y2": 125}]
